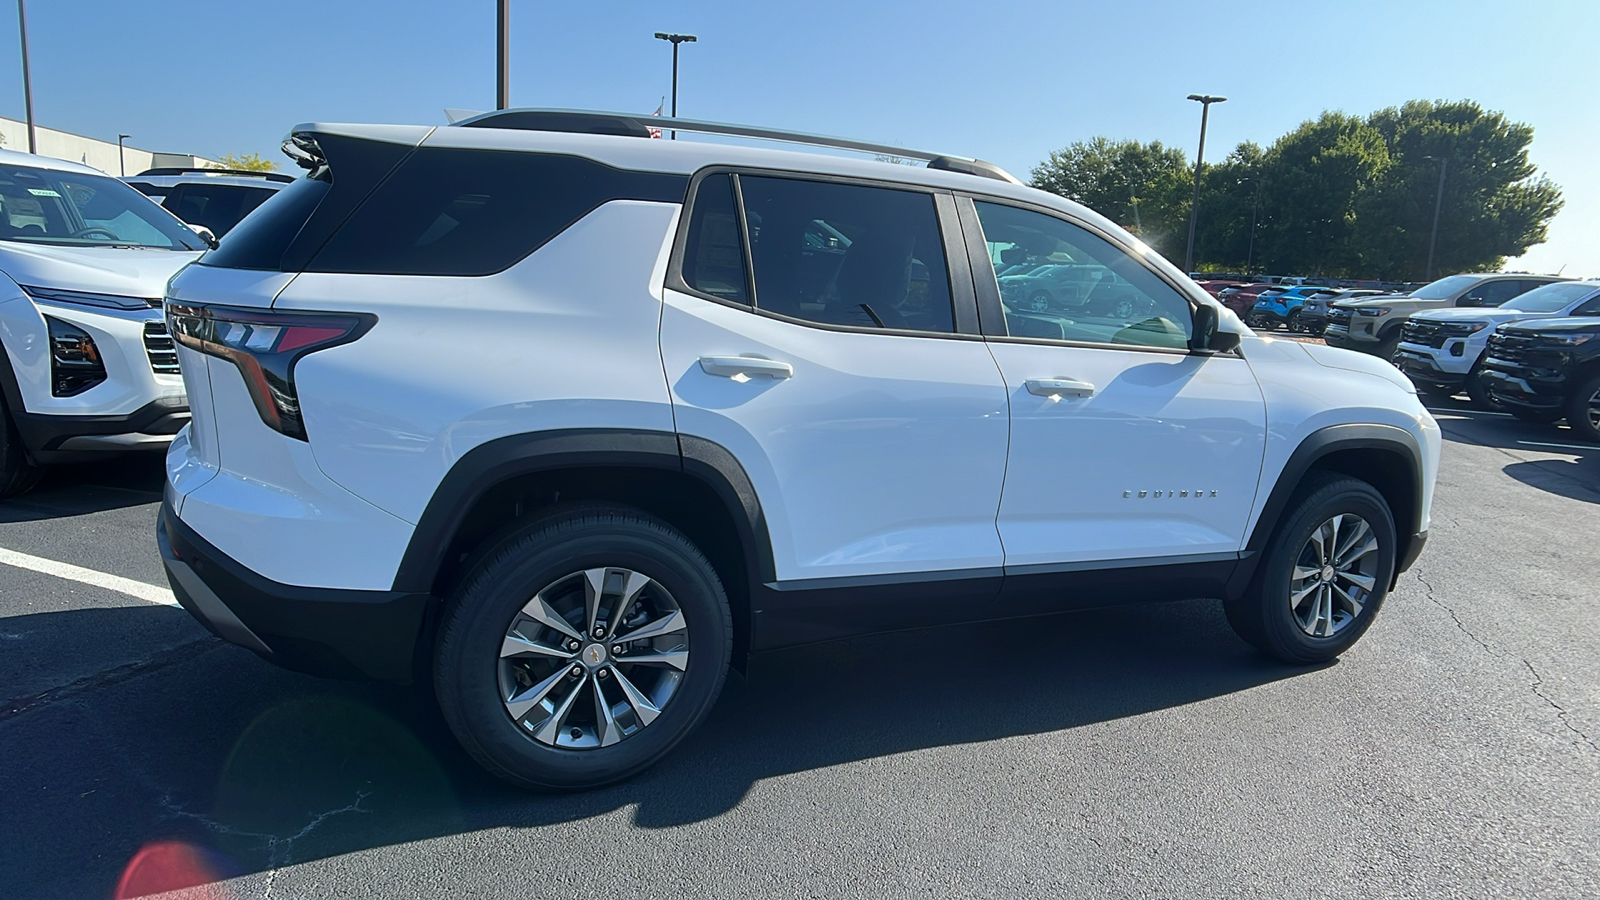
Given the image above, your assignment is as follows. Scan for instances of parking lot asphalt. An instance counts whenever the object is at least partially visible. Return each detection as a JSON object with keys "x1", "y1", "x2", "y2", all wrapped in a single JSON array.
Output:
[{"x1": 3, "y1": 394, "x2": 1598, "y2": 899}]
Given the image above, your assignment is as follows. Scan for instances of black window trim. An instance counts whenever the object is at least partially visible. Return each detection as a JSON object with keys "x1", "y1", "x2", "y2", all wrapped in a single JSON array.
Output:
[
  {"x1": 665, "y1": 165, "x2": 985, "y2": 342},
  {"x1": 954, "y1": 192, "x2": 1241, "y2": 359}
]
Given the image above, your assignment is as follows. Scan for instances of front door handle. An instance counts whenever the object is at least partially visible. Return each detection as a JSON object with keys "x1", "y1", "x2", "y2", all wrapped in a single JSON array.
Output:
[
  {"x1": 1025, "y1": 377, "x2": 1095, "y2": 398},
  {"x1": 699, "y1": 355, "x2": 794, "y2": 380}
]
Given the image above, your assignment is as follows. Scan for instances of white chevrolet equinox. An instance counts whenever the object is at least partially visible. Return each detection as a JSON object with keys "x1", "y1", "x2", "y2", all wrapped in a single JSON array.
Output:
[{"x1": 159, "y1": 111, "x2": 1441, "y2": 790}]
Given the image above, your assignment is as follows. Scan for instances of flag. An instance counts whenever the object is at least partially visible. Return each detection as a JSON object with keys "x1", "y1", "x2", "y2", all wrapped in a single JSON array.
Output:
[{"x1": 648, "y1": 100, "x2": 663, "y2": 139}]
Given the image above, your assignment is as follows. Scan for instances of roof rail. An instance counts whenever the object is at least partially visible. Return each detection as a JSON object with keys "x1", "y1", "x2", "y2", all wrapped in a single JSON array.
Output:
[
  {"x1": 133, "y1": 167, "x2": 295, "y2": 183},
  {"x1": 454, "y1": 108, "x2": 1020, "y2": 184}
]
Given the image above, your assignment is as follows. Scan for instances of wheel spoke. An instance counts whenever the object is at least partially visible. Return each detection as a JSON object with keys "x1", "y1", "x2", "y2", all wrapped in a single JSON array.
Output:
[
  {"x1": 609, "y1": 666, "x2": 661, "y2": 727},
  {"x1": 1332, "y1": 582, "x2": 1366, "y2": 618},
  {"x1": 1317, "y1": 585, "x2": 1334, "y2": 637},
  {"x1": 613, "y1": 610, "x2": 688, "y2": 644},
  {"x1": 582, "y1": 568, "x2": 608, "y2": 635},
  {"x1": 505, "y1": 666, "x2": 574, "y2": 721},
  {"x1": 1338, "y1": 536, "x2": 1379, "y2": 567},
  {"x1": 1291, "y1": 580, "x2": 1321, "y2": 604},
  {"x1": 618, "y1": 649, "x2": 689, "y2": 670},
  {"x1": 1336, "y1": 569, "x2": 1376, "y2": 592},
  {"x1": 1308, "y1": 522, "x2": 1329, "y2": 563},
  {"x1": 605, "y1": 570, "x2": 654, "y2": 639},
  {"x1": 519, "y1": 592, "x2": 582, "y2": 642},
  {"x1": 534, "y1": 675, "x2": 589, "y2": 745},
  {"x1": 500, "y1": 633, "x2": 576, "y2": 660},
  {"x1": 593, "y1": 678, "x2": 622, "y2": 747},
  {"x1": 1332, "y1": 518, "x2": 1371, "y2": 564},
  {"x1": 1292, "y1": 564, "x2": 1321, "y2": 581}
]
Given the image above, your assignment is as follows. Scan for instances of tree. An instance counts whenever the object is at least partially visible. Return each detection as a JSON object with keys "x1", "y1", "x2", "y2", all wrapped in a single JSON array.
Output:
[
  {"x1": 1029, "y1": 137, "x2": 1192, "y2": 256},
  {"x1": 1254, "y1": 112, "x2": 1390, "y2": 276},
  {"x1": 215, "y1": 152, "x2": 277, "y2": 172}
]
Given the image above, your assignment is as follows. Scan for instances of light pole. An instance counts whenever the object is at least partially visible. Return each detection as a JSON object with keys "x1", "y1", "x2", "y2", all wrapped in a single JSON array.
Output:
[
  {"x1": 16, "y1": 0, "x2": 36, "y2": 154},
  {"x1": 1244, "y1": 177, "x2": 1263, "y2": 274},
  {"x1": 1183, "y1": 94, "x2": 1226, "y2": 273},
  {"x1": 496, "y1": 0, "x2": 509, "y2": 110},
  {"x1": 1423, "y1": 155, "x2": 1448, "y2": 281},
  {"x1": 117, "y1": 134, "x2": 129, "y2": 176},
  {"x1": 653, "y1": 32, "x2": 697, "y2": 139}
]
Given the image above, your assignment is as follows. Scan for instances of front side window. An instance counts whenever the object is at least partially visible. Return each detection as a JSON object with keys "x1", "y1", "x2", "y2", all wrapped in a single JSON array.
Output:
[
  {"x1": 0, "y1": 165, "x2": 203, "y2": 250},
  {"x1": 1459, "y1": 279, "x2": 1525, "y2": 307},
  {"x1": 737, "y1": 175, "x2": 955, "y2": 333},
  {"x1": 973, "y1": 201, "x2": 1192, "y2": 349}
]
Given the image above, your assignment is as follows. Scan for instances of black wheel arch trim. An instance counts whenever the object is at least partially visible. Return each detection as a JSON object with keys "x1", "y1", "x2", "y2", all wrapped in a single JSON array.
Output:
[
  {"x1": 391, "y1": 428, "x2": 774, "y2": 595},
  {"x1": 1230, "y1": 422, "x2": 1425, "y2": 595}
]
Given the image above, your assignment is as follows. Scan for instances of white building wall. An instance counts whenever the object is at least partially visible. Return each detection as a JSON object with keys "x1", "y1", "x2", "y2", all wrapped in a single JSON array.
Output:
[{"x1": 0, "y1": 116, "x2": 217, "y2": 176}]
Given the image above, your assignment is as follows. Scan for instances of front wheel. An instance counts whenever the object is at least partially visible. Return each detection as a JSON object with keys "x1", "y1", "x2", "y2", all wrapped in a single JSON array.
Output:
[
  {"x1": 1225, "y1": 473, "x2": 1397, "y2": 664},
  {"x1": 1286, "y1": 309, "x2": 1304, "y2": 333},
  {"x1": 1564, "y1": 373, "x2": 1600, "y2": 443},
  {"x1": 0, "y1": 396, "x2": 41, "y2": 499},
  {"x1": 1465, "y1": 365, "x2": 1503, "y2": 411},
  {"x1": 434, "y1": 506, "x2": 732, "y2": 790},
  {"x1": 1027, "y1": 291, "x2": 1052, "y2": 313}
]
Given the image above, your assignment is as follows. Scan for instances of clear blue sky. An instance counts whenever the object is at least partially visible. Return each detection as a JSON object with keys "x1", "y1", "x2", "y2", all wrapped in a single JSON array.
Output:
[{"x1": 3, "y1": 0, "x2": 1594, "y2": 275}]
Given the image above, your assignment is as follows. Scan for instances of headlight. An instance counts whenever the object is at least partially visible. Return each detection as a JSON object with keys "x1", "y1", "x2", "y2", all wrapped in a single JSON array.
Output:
[
  {"x1": 1442, "y1": 322, "x2": 1490, "y2": 335},
  {"x1": 44, "y1": 315, "x2": 107, "y2": 396},
  {"x1": 1357, "y1": 307, "x2": 1391, "y2": 317},
  {"x1": 1543, "y1": 333, "x2": 1599, "y2": 346}
]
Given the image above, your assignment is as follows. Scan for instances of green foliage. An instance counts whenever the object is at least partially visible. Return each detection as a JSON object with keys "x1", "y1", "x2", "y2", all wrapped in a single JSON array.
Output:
[
  {"x1": 215, "y1": 152, "x2": 278, "y2": 173},
  {"x1": 1029, "y1": 137, "x2": 1192, "y2": 255},
  {"x1": 1032, "y1": 100, "x2": 1563, "y2": 280}
]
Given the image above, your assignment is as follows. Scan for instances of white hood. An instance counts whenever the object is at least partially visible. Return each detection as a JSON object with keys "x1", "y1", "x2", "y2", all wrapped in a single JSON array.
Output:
[
  {"x1": 0, "y1": 241, "x2": 201, "y2": 300},
  {"x1": 1407, "y1": 306, "x2": 1547, "y2": 327}
]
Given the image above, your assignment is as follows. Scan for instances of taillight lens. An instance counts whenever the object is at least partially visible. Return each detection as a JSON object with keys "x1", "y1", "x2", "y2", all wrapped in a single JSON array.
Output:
[{"x1": 166, "y1": 302, "x2": 374, "y2": 440}]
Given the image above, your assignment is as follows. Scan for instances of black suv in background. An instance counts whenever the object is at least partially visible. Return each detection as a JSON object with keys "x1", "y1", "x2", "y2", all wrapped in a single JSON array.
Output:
[{"x1": 1481, "y1": 317, "x2": 1600, "y2": 441}]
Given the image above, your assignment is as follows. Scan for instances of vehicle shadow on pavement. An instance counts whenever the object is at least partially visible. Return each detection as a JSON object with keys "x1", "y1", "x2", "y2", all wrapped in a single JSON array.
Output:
[
  {"x1": 1425, "y1": 397, "x2": 1600, "y2": 504},
  {"x1": 0, "y1": 596, "x2": 1310, "y2": 896},
  {"x1": 0, "y1": 455, "x2": 165, "y2": 524}
]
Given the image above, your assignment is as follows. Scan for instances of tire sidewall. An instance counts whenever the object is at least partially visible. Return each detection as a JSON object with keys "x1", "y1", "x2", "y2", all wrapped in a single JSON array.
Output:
[
  {"x1": 1253, "y1": 479, "x2": 1398, "y2": 663},
  {"x1": 1563, "y1": 373, "x2": 1600, "y2": 442},
  {"x1": 436, "y1": 518, "x2": 730, "y2": 790}
]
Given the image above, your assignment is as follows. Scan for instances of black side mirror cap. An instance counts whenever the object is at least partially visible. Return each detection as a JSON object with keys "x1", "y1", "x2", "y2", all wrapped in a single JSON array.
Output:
[{"x1": 1190, "y1": 303, "x2": 1242, "y2": 354}]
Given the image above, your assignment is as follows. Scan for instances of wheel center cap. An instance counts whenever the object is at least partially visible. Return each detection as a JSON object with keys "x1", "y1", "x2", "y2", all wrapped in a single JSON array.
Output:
[
  {"x1": 1320, "y1": 564, "x2": 1336, "y2": 583},
  {"x1": 582, "y1": 643, "x2": 608, "y2": 668}
]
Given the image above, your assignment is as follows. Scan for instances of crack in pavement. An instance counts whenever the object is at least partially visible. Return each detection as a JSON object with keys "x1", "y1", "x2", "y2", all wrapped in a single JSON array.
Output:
[
  {"x1": 0, "y1": 638, "x2": 223, "y2": 723},
  {"x1": 1412, "y1": 569, "x2": 1598, "y2": 754},
  {"x1": 159, "y1": 788, "x2": 372, "y2": 873}
]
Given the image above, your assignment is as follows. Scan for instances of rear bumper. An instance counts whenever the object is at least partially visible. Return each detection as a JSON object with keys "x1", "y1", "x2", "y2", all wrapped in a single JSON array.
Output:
[{"x1": 158, "y1": 500, "x2": 433, "y2": 683}]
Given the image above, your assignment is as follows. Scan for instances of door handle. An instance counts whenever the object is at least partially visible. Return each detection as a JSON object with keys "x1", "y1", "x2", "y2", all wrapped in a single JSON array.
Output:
[
  {"x1": 1025, "y1": 377, "x2": 1095, "y2": 398},
  {"x1": 699, "y1": 355, "x2": 794, "y2": 379}
]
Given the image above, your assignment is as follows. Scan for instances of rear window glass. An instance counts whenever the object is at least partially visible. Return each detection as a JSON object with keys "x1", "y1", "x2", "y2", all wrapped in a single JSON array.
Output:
[
  {"x1": 305, "y1": 148, "x2": 687, "y2": 276},
  {"x1": 200, "y1": 176, "x2": 330, "y2": 270},
  {"x1": 164, "y1": 183, "x2": 278, "y2": 237}
]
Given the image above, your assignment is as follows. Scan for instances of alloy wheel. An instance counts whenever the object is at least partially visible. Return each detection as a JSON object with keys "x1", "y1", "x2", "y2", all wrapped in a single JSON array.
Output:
[
  {"x1": 498, "y1": 567, "x2": 689, "y2": 749},
  {"x1": 1289, "y1": 514, "x2": 1380, "y2": 638},
  {"x1": 1587, "y1": 386, "x2": 1600, "y2": 432}
]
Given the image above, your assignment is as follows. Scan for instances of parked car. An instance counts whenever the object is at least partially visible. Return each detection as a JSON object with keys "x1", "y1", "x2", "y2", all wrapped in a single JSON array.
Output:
[
  {"x1": 1397, "y1": 281, "x2": 1600, "y2": 408},
  {"x1": 1324, "y1": 273, "x2": 1567, "y2": 360},
  {"x1": 1249, "y1": 286, "x2": 1340, "y2": 332},
  {"x1": 1196, "y1": 280, "x2": 1246, "y2": 299},
  {"x1": 0, "y1": 150, "x2": 204, "y2": 495},
  {"x1": 1217, "y1": 283, "x2": 1280, "y2": 317},
  {"x1": 160, "y1": 110, "x2": 1439, "y2": 791},
  {"x1": 1480, "y1": 316, "x2": 1600, "y2": 439},
  {"x1": 123, "y1": 167, "x2": 293, "y2": 239},
  {"x1": 1300, "y1": 289, "x2": 1389, "y2": 336}
]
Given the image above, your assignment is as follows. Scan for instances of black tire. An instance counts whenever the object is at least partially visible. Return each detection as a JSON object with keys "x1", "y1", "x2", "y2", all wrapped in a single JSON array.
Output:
[
  {"x1": 0, "y1": 397, "x2": 41, "y2": 499},
  {"x1": 1224, "y1": 473, "x2": 1397, "y2": 664},
  {"x1": 1375, "y1": 334, "x2": 1402, "y2": 362},
  {"x1": 1028, "y1": 291, "x2": 1051, "y2": 313},
  {"x1": 1112, "y1": 297, "x2": 1135, "y2": 319},
  {"x1": 1563, "y1": 372, "x2": 1600, "y2": 443},
  {"x1": 1464, "y1": 364, "x2": 1503, "y2": 411},
  {"x1": 434, "y1": 506, "x2": 732, "y2": 791},
  {"x1": 1286, "y1": 309, "x2": 1304, "y2": 333}
]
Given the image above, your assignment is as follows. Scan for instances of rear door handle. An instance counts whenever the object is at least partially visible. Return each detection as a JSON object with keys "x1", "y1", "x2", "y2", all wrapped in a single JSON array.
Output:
[
  {"x1": 699, "y1": 355, "x2": 794, "y2": 379},
  {"x1": 1025, "y1": 378, "x2": 1095, "y2": 398}
]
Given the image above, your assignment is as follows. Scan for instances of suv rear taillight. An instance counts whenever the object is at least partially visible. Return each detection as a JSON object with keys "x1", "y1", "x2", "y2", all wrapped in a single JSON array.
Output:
[{"x1": 166, "y1": 302, "x2": 375, "y2": 440}]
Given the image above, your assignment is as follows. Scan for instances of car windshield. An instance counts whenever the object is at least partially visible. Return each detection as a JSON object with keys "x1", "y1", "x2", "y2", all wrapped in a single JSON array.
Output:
[
  {"x1": 0, "y1": 164, "x2": 204, "y2": 250},
  {"x1": 1502, "y1": 282, "x2": 1599, "y2": 313},
  {"x1": 1408, "y1": 274, "x2": 1481, "y2": 300}
]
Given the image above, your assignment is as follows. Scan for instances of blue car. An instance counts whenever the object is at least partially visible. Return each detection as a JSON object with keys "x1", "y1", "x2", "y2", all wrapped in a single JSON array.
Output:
[{"x1": 1250, "y1": 285, "x2": 1341, "y2": 332}]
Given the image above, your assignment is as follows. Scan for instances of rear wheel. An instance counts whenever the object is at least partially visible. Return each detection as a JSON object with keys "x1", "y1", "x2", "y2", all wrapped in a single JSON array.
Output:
[
  {"x1": 0, "y1": 397, "x2": 41, "y2": 499},
  {"x1": 1563, "y1": 373, "x2": 1600, "y2": 443},
  {"x1": 1028, "y1": 291, "x2": 1051, "y2": 313},
  {"x1": 1112, "y1": 297, "x2": 1135, "y2": 319},
  {"x1": 1225, "y1": 473, "x2": 1397, "y2": 664},
  {"x1": 434, "y1": 506, "x2": 732, "y2": 790}
]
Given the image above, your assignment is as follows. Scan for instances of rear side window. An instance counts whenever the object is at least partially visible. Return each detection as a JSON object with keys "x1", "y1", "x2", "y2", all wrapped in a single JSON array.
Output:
[
  {"x1": 200, "y1": 176, "x2": 330, "y2": 270},
  {"x1": 164, "y1": 183, "x2": 277, "y2": 237},
  {"x1": 306, "y1": 149, "x2": 687, "y2": 277},
  {"x1": 681, "y1": 173, "x2": 748, "y2": 304}
]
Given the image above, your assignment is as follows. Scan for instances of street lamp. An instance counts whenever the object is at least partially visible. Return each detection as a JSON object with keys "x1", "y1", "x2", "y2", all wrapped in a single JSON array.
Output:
[
  {"x1": 16, "y1": 0, "x2": 36, "y2": 154},
  {"x1": 117, "y1": 134, "x2": 129, "y2": 176},
  {"x1": 496, "y1": 0, "x2": 510, "y2": 110},
  {"x1": 653, "y1": 32, "x2": 697, "y2": 139},
  {"x1": 1240, "y1": 176, "x2": 1263, "y2": 274},
  {"x1": 1183, "y1": 93, "x2": 1226, "y2": 273},
  {"x1": 1422, "y1": 155, "x2": 1449, "y2": 281}
]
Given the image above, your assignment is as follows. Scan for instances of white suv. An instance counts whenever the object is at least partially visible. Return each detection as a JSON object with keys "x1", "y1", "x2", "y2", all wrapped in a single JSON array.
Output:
[
  {"x1": 0, "y1": 149, "x2": 206, "y2": 495},
  {"x1": 158, "y1": 111, "x2": 1441, "y2": 790},
  {"x1": 1324, "y1": 272, "x2": 1565, "y2": 359},
  {"x1": 1397, "y1": 280, "x2": 1600, "y2": 408}
]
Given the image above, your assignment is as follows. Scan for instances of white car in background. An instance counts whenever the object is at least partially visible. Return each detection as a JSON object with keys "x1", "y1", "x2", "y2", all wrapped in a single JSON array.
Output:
[
  {"x1": 123, "y1": 167, "x2": 292, "y2": 240},
  {"x1": 0, "y1": 149, "x2": 205, "y2": 495},
  {"x1": 1396, "y1": 280, "x2": 1600, "y2": 408}
]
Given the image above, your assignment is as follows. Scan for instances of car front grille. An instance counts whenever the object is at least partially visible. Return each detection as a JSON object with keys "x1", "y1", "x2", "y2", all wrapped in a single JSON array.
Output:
[
  {"x1": 1401, "y1": 320, "x2": 1448, "y2": 348},
  {"x1": 1328, "y1": 307, "x2": 1353, "y2": 326},
  {"x1": 1486, "y1": 332, "x2": 1535, "y2": 366},
  {"x1": 143, "y1": 320, "x2": 181, "y2": 375}
]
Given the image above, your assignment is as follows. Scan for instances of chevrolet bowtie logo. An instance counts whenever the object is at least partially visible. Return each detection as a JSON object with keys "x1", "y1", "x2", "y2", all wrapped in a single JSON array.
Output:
[{"x1": 1123, "y1": 489, "x2": 1218, "y2": 498}]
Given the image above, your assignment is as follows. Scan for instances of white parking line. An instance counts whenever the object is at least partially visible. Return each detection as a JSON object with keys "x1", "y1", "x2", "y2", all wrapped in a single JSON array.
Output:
[
  {"x1": 1425, "y1": 407, "x2": 1513, "y2": 417},
  {"x1": 1516, "y1": 439, "x2": 1595, "y2": 452},
  {"x1": 0, "y1": 546, "x2": 177, "y2": 606}
]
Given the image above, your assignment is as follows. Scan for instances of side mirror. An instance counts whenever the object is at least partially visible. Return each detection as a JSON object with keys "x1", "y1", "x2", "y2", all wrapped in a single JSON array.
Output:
[
  {"x1": 1190, "y1": 303, "x2": 1241, "y2": 355},
  {"x1": 188, "y1": 224, "x2": 219, "y2": 250}
]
